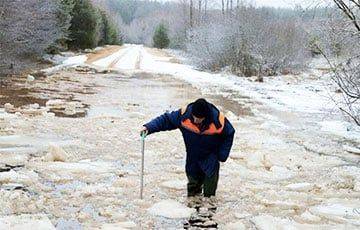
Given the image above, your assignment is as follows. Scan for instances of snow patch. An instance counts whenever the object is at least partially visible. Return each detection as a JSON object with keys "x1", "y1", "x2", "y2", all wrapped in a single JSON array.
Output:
[
  {"x1": 319, "y1": 120, "x2": 360, "y2": 140},
  {"x1": 62, "y1": 55, "x2": 87, "y2": 65}
]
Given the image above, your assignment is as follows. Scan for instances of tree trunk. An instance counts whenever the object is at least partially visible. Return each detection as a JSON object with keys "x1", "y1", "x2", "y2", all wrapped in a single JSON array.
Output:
[
  {"x1": 190, "y1": 0, "x2": 193, "y2": 27},
  {"x1": 222, "y1": 0, "x2": 225, "y2": 15},
  {"x1": 198, "y1": 0, "x2": 202, "y2": 23},
  {"x1": 204, "y1": 0, "x2": 207, "y2": 18}
]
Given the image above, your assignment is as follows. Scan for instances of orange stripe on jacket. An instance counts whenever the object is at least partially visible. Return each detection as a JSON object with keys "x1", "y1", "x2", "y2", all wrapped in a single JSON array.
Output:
[{"x1": 181, "y1": 112, "x2": 225, "y2": 135}]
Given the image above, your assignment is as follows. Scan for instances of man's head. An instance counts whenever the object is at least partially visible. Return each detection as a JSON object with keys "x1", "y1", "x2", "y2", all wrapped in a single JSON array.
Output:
[{"x1": 191, "y1": 98, "x2": 210, "y2": 124}]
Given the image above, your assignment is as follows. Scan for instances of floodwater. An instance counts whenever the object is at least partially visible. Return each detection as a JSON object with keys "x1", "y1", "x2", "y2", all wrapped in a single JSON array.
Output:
[{"x1": 0, "y1": 50, "x2": 360, "y2": 229}]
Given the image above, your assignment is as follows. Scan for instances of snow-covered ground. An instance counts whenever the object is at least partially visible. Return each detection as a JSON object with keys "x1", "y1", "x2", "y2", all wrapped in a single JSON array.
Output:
[{"x1": 0, "y1": 44, "x2": 359, "y2": 229}]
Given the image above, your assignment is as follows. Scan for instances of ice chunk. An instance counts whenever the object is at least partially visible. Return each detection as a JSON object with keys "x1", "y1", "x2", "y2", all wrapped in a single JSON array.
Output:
[
  {"x1": 285, "y1": 183, "x2": 314, "y2": 192},
  {"x1": 343, "y1": 145, "x2": 360, "y2": 155},
  {"x1": 234, "y1": 212, "x2": 252, "y2": 219},
  {"x1": 269, "y1": 166, "x2": 293, "y2": 179},
  {"x1": 26, "y1": 75, "x2": 35, "y2": 82},
  {"x1": 354, "y1": 181, "x2": 360, "y2": 192},
  {"x1": 0, "y1": 214, "x2": 55, "y2": 230},
  {"x1": 229, "y1": 152, "x2": 245, "y2": 160},
  {"x1": 0, "y1": 154, "x2": 29, "y2": 166},
  {"x1": 101, "y1": 221, "x2": 136, "y2": 229},
  {"x1": 56, "y1": 218, "x2": 82, "y2": 230},
  {"x1": 251, "y1": 214, "x2": 343, "y2": 229},
  {"x1": 148, "y1": 200, "x2": 195, "y2": 219},
  {"x1": 299, "y1": 211, "x2": 322, "y2": 222},
  {"x1": 44, "y1": 144, "x2": 69, "y2": 162},
  {"x1": 4, "y1": 103, "x2": 14, "y2": 113},
  {"x1": 309, "y1": 199, "x2": 360, "y2": 224},
  {"x1": 245, "y1": 152, "x2": 265, "y2": 168},
  {"x1": 40, "y1": 161, "x2": 115, "y2": 175},
  {"x1": 0, "y1": 170, "x2": 36, "y2": 185},
  {"x1": 224, "y1": 221, "x2": 246, "y2": 230}
]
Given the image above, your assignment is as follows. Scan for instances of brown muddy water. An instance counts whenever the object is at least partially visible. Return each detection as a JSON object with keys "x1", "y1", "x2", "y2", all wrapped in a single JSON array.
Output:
[
  {"x1": 0, "y1": 71, "x2": 253, "y2": 120},
  {"x1": 0, "y1": 72, "x2": 98, "y2": 118}
]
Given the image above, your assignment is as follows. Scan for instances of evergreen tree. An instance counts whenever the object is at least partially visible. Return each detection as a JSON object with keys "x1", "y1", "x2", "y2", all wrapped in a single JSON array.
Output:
[
  {"x1": 153, "y1": 23, "x2": 170, "y2": 49},
  {"x1": 98, "y1": 11, "x2": 121, "y2": 46},
  {"x1": 47, "y1": 0, "x2": 74, "y2": 53},
  {"x1": 68, "y1": 0, "x2": 100, "y2": 49}
]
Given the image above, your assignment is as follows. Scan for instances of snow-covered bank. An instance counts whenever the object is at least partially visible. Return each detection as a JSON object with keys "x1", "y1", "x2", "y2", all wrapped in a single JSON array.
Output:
[{"x1": 42, "y1": 54, "x2": 87, "y2": 75}]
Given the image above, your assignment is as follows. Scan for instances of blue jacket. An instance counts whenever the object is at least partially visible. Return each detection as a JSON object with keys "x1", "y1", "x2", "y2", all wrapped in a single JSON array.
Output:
[{"x1": 144, "y1": 102, "x2": 235, "y2": 179}]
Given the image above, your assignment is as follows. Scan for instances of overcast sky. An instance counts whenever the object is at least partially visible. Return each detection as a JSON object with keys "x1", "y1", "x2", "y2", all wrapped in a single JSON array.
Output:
[{"x1": 253, "y1": 0, "x2": 327, "y2": 8}]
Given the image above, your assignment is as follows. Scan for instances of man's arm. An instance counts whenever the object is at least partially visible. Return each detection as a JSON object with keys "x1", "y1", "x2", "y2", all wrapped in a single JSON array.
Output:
[
  {"x1": 217, "y1": 117, "x2": 235, "y2": 162},
  {"x1": 143, "y1": 109, "x2": 182, "y2": 135}
]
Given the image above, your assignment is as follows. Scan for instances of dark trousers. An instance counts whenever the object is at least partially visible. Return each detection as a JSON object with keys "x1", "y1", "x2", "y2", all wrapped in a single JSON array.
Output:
[{"x1": 186, "y1": 167, "x2": 219, "y2": 197}]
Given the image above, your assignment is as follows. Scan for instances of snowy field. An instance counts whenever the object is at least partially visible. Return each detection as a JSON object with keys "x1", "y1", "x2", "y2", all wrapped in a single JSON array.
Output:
[{"x1": 0, "y1": 44, "x2": 359, "y2": 229}]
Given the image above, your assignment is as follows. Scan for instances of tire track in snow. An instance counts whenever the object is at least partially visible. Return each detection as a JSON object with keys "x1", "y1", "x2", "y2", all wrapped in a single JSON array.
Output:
[
  {"x1": 91, "y1": 45, "x2": 131, "y2": 69},
  {"x1": 90, "y1": 45, "x2": 145, "y2": 70},
  {"x1": 113, "y1": 45, "x2": 142, "y2": 70},
  {"x1": 108, "y1": 48, "x2": 131, "y2": 69}
]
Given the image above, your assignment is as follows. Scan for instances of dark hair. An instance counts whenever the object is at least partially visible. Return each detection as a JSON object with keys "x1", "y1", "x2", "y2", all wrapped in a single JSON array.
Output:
[{"x1": 191, "y1": 98, "x2": 210, "y2": 118}]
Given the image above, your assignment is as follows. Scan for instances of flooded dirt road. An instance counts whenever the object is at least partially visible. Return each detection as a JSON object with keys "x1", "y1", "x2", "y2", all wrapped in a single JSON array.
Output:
[{"x1": 0, "y1": 45, "x2": 359, "y2": 229}]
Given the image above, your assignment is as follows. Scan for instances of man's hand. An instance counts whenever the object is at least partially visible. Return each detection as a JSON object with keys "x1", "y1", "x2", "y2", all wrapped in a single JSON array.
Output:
[{"x1": 140, "y1": 126, "x2": 148, "y2": 137}]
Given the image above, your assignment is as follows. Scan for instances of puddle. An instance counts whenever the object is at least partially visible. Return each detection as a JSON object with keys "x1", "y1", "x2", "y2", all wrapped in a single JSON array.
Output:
[{"x1": 210, "y1": 94, "x2": 254, "y2": 117}]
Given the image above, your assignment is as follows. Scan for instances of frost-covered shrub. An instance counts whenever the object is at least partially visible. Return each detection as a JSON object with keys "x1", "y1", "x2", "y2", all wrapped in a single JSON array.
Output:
[
  {"x1": 186, "y1": 8, "x2": 310, "y2": 76},
  {"x1": 315, "y1": 0, "x2": 360, "y2": 126},
  {"x1": 0, "y1": 0, "x2": 66, "y2": 76}
]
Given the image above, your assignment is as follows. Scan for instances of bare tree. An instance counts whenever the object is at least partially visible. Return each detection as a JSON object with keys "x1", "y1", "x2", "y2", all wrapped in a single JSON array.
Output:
[{"x1": 318, "y1": 0, "x2": 360, "y2": 125}]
